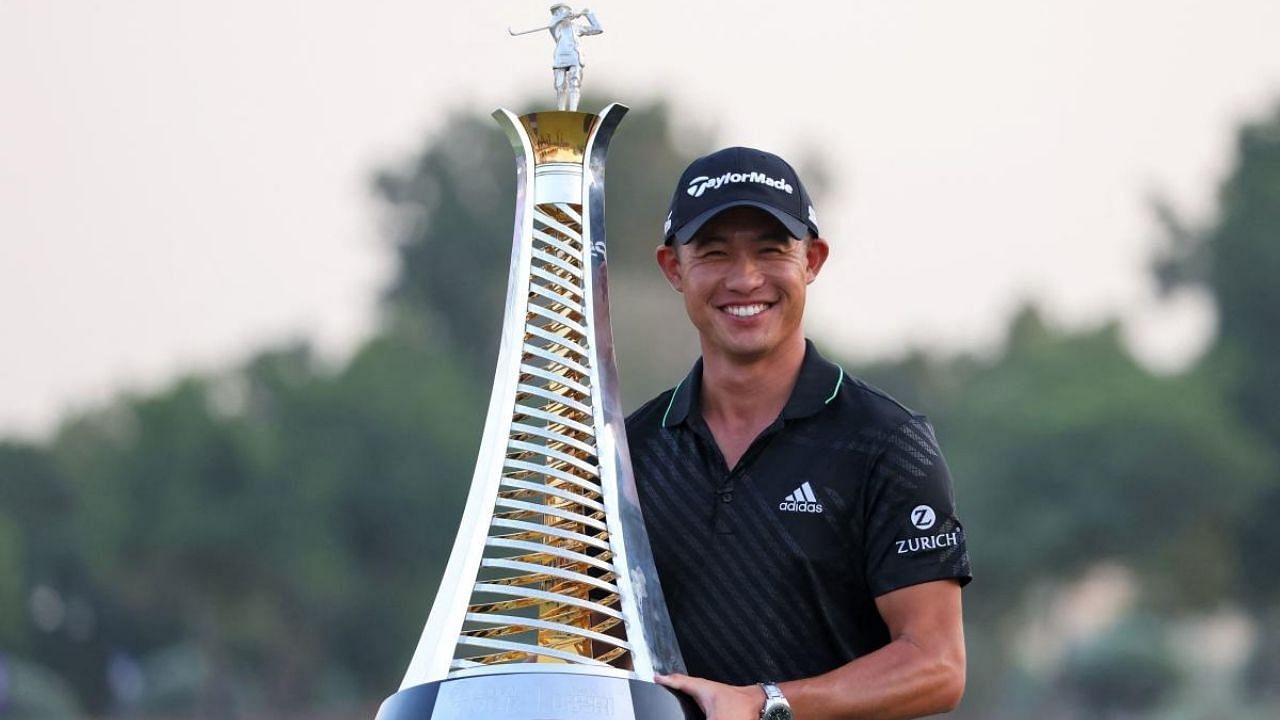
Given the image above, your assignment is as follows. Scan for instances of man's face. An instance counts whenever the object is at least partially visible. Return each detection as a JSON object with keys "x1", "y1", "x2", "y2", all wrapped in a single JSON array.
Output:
[{"x1": 656, "y1": 206, "x2": 829, "y2": 364}]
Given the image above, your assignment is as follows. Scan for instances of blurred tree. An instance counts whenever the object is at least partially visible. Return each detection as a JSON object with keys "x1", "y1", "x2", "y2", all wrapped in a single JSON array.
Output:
[
  {"x1": 0, "y1": 443, "x2": 117, "y2": 713},
  {"x1": 1154, "y1": 101, "x2": 1280, "y2": 444},
  {"x1": 857, "y1": 98, "x2": 1280, "y2": 717},
  {"x1": 53, "y1": 333, "x2": 482, "y2": 713},
  {"x1": 0, "y1": 512, "x2": 22, "y2": 647},
  {"x1": 1152, "y1": 102, "x2": 1280, "y2": 621},
  {"x1": 255, "y1": 329, "x2": 481, "y2": 693},
  {"x1": 56, "y1": 375, "x2": 259, "y2": 716},
  {"x1": 862, "y1": 307, "x2": 1273, "y2": 622},
  {"x1": 858, "y1": 307, "x2": 1276, "y2": 719},
  {"x1": 1056, "y1": 615, "x2": 1183, "y2": 717},
  {"x1": 0, "y1": 443, "x2": 75, "y2": 648},
  {"x1": 0, "y1": 654, "x2": 86, "y2": 719},
  {"x1": 0, "y1": 446, "x2": 39, "y2": 651},
  {"x1": 1243, "y1": 612, "x2": 1280, "y2": 706}
]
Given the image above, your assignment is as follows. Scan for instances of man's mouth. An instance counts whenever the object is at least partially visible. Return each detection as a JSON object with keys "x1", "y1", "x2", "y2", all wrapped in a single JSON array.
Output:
[{"x1": 721, "y1": 302, "x2": 772, "y2": 318}]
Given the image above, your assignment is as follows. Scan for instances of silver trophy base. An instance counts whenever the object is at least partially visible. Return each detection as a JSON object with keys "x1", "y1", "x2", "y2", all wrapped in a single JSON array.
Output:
[{"x1": 376, "y1": 672, "x2": 701, "y2": 720}]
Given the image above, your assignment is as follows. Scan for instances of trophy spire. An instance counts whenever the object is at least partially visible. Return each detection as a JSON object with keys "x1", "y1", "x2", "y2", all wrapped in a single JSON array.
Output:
[{"x1": 508, "y1": 5, "x2": 603, "y2": 111}]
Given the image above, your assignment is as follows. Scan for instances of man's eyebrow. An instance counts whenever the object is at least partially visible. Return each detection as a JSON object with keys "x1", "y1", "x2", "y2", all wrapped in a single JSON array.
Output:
[
  {"x1": 756, "y1": 230, "x2": 792, "y2": 242},
  {"x1": 689, "y1": 234, "x2": 729, "y2": 246}
]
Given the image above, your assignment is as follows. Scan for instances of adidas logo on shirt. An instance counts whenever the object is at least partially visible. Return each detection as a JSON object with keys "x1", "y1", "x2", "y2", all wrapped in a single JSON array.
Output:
[{"x1": 779, "y1": 481, "x2": 824, "y2": 514}]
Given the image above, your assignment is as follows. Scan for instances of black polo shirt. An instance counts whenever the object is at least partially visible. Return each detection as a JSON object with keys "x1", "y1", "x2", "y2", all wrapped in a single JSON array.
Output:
[{"x1": 625, "y1": 340, "x2": 971, "y2": 685}]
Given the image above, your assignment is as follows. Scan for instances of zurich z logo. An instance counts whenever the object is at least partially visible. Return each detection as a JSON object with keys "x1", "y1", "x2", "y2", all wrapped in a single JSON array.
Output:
[{"x1": 910, "y1": 505, "x2": 936, "y2": 530}]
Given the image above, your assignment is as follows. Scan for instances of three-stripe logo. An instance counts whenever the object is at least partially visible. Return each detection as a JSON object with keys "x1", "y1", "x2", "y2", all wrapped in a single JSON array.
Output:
[{"x1": 778, "y1": 481, "x2": 824, "y2": 514}]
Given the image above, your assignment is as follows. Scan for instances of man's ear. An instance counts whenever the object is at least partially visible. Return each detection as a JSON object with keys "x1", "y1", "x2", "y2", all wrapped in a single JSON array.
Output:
[
  {"x1": 655, "y1": 243, "x2": 684, "y2": 292},
  {"x1": 805, "y1": 237, "x2": 831, "y2": 284}
]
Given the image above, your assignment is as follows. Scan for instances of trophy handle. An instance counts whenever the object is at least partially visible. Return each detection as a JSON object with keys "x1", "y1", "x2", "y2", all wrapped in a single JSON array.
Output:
[
  {"x1": 581, "y1": 103, "x2": 688, "y2": 679},
  {"x1": 397, "y1": 108, "x2": 541, "y2": 688}
]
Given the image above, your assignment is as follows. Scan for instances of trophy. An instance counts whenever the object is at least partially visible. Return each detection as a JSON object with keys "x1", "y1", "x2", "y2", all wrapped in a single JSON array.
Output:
[{"x1": 375, "y1": 8, "x2": 698, "y2": 720}]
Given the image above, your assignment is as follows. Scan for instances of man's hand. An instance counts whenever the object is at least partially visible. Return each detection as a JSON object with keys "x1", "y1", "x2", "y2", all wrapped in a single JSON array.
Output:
[{"x1": 656, "y1": 673, "x2": 762, "y2": 720}]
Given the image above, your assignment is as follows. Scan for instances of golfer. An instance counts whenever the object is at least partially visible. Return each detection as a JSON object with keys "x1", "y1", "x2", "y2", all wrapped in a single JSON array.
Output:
[{"x1": 627, "y1": 146, "x2": 972, "y2": 720}]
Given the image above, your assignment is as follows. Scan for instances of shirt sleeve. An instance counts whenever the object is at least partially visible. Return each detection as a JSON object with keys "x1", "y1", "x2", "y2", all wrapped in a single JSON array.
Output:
[{"x1": 862, "y1": 416, "x2": 972, "y2": 596}]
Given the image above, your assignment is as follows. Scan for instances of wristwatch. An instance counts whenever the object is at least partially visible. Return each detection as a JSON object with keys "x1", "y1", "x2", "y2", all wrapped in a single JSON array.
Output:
[{"x1": 758, "y1": 682, "x2": 793, "y2": 720}]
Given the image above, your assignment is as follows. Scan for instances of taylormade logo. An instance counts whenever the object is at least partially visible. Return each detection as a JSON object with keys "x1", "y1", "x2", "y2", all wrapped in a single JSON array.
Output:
[{"x1": 687, "y1": 171, "x2": 794, "y2": 198}]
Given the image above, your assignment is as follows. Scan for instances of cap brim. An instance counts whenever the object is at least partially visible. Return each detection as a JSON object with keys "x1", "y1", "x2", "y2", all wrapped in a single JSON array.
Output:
[{"x1": 672, "y1": 201, "x2": 812, "y2": 244}]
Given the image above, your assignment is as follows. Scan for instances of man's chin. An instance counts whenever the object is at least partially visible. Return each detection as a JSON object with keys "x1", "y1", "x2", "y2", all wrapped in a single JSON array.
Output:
[{"x1": 707, "y1": 335, "x2": 775, "y2": 364}]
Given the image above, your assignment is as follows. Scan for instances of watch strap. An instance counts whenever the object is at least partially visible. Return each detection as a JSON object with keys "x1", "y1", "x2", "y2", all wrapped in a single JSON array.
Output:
[
  {"x1": 758, "y1": 682, "x2": 791, "y2": 720},
  {"x1": 760, "y1": 682, "x2": 785, "y2": 700}
]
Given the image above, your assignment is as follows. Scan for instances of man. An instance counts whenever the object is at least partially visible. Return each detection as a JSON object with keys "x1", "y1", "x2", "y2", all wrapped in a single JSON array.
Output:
[{"x1": 625, "y1": 147, "x2": 972, "y2": 720}]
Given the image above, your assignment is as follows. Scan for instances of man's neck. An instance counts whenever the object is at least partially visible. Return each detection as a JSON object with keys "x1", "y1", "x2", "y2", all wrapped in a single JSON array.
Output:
[{"x1": 699, "y1": 334, "x2": 807, "y2": 434}]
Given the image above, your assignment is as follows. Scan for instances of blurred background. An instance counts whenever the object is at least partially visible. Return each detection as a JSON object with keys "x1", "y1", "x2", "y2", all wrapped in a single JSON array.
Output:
[{"x1": 2, "y1": 1, "x2": 1279, "y2": 717}]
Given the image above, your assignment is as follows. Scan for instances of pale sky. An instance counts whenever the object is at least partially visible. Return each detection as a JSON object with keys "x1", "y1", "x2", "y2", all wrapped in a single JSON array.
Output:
[{"x1": 3, "y1": 1, "x2": 1279, "y2": 438}]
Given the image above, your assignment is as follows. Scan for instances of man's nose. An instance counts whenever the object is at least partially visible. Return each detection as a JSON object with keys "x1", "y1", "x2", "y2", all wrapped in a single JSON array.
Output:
[{"x1": 724, "y1": 253, "x2": 765, "y2": 292}]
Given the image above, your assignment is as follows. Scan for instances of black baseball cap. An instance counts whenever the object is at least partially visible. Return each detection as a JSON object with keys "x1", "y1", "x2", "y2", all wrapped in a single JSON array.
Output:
[{"x1": 663, "y1": 146, "x2": 819, "y2": 244}]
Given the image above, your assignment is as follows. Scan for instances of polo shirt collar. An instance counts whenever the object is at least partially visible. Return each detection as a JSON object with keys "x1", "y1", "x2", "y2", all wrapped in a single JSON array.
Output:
[{"x1": 660, "y1": 339, "x2": 845, "y2": 428}]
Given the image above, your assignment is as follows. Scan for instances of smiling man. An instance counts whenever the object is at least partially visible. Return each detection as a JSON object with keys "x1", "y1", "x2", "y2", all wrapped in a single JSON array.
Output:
[{"x1": 626, "y1": 147, "x2": 972, "y2": 720}]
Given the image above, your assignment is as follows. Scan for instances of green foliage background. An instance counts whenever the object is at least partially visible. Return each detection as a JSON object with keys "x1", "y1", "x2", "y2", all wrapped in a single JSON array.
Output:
[{"x1": 1, "y1": 96, "x2": 1278, "y2": 718}]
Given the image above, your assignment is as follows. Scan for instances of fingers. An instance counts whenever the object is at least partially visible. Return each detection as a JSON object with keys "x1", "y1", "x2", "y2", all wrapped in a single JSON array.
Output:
[
  {"x1": 654, "y1": 673, "x2": 692, "y2": 691},
  {"x1": 656, "y1": 674, "x2": 712, "y2": 716},
  {"x1": 656, "y1": 674, "x2": 722, "y2": 708},
  {"x1": 656, "y1": 673, "x2": 715, "y2": 704},
  {"x1": 656, "y1": 674, "x2": 761, "y2": 720}
]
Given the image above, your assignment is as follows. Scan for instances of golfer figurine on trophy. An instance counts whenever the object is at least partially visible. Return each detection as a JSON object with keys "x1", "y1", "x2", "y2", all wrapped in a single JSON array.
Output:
[
  {"x1": 508, "y1": 4, "x2": 603, "y2": 111},
  {"x1": 374, "y1": 7, "x2": 698, "y2": 720}
]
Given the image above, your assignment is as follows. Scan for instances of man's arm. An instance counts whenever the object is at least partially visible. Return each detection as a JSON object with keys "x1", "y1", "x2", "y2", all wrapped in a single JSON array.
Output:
[
  {"x1": 656, "y1": 579, "x2": 966, "y2": 720},
  {"x1": 578, "y1": 9, "x2": 603, "y2": 35}
]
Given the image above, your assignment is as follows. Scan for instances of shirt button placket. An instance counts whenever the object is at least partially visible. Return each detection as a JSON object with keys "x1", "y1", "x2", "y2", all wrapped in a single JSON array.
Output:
[
  {"x1": 713, "y1": 467, "x2": 735, "y2": 534},
  {"x1": 713, "y1": 466, "x2": 737, "y2": 534}
]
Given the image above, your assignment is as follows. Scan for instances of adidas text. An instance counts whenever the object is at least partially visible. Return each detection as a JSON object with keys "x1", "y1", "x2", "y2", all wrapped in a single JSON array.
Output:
[{"x1": 778, "y1": 500, "x2": 824, "y2": 513}]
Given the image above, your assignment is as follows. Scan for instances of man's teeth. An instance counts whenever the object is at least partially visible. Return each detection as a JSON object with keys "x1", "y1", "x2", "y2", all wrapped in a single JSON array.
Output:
[{"x1": 724, "y1": 303, "x2": 769, "y2": 317}]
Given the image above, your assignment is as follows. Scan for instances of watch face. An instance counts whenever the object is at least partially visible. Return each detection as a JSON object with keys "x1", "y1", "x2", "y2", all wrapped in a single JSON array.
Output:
[{"x1": 763, "y1": 703, "x2": 793, "y2": 720}]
